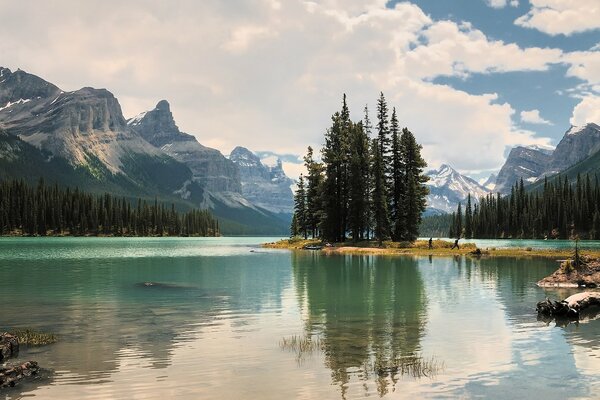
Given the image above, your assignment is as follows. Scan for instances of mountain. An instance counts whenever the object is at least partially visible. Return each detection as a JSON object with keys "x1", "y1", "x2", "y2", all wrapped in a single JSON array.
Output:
[
  {"x1": 0, "y1": 67, "x2": 189, "y2": 196},
  {"x1": 546, "y1": 123, "x2": 600, "y2": 174},
  {"x1": 494, "y1": 145, "x2": 553, "y2": 194},
  {"x1": 229, "y1": 146, "x2": 294, "y2": 216},
  {"x1": 0, "y1": 67, "x2": 289, "y2": 234},
  {"x1": 494, "y1": 123, "x2": 600, "y2": 193},
  {"x1": 128, "y1": 100, "x2": 240, "y2": 193},
  {"x1": 481, "y1": 173, "x2": 497, "y2": 191},
  {"x1": 425, "y1": 164, "x2": 489, "y2": 213}
]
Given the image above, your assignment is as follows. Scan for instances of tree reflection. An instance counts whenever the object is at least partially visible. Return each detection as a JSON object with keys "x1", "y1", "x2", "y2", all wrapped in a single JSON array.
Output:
[{"x1": 292, "y1": 252, "x2": 429, "y2": 397}]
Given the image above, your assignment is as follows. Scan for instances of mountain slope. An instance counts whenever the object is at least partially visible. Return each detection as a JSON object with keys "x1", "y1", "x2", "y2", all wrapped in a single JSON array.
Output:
[
  {"x1": 494, "y1": 123, "x2": 600, "y2": 193},
  {"x1": 0, "y1": 67, "x2": 289, "y2": 234},
  {"x1": 128, "y1": 100, "x2": 289, "y2": 233},
  {"x1": 128, "y1": 100, "x2": 241, "y2": 193},
  {"x1": 495, "y1": 145, "x2": 552, "y2": 194},
  {"x1": 425, "y1": 164, "x2": 489, "y2": 213},
  {"x1": 229, "y1": 146, "x2": 294, "y2": 216}
]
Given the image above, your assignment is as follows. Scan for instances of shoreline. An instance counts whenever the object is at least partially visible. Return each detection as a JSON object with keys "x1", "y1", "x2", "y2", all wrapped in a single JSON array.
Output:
[{"x1": 262, "y1": 239, "x2": 600, "y2": 258}]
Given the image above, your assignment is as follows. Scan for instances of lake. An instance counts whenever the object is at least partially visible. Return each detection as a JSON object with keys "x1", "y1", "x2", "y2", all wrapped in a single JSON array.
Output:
[{"x1": 1, "y1": 237, "x2": 599, "y2": 399}]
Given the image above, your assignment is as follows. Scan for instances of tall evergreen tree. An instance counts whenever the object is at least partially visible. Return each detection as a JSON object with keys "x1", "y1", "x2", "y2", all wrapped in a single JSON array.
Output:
[
  {"x1": 399, "y1": 128, "x2": 429, "y2": 241},
  {"x1": 465, "y1": 194, "x2": 473, "y2": 239},
  {"x1": 348, "y1": 121, "x2": 370, "y2": 241},
  {"x1": 371, "y1": 137, "x2": 391, "y2": 244},
  {"x1": 294, "y1": 174, "x2": 308, "y2": 239},
  {"x1": 303, "y1": 146, "x2": 325, "y2": 238}
]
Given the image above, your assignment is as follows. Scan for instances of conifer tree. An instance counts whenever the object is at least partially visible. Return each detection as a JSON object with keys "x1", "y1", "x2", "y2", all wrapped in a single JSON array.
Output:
[
  {"x1": 293, "y1": 174, "x2": 308, "y2": 239},
  {"x1": 399, "y1": 128, "x2": 429, "y2": 241},
  {"x1": 465, "y1": 194, "x2": 473, "y2": 239},
  {"x1": 348, "y1": 121, "x2": 370, "y2": 241},
  {"x1": 371, "y1": 137, "x2": 390, "y2": 244}
]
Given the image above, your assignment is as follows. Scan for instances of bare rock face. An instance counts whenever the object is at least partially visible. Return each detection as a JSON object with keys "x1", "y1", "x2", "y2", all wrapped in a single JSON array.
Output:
[
  {"x1": 229, "y1": 146, "x2": 294, "y2": 215},
  {"x1": 494, "y1": 146, "x2": 552, "y2": 194},
  {"x1": 129, "y1": 100, "x2": 241, "y2": 193},
  {"x1": 494, "y1": 123, "x2": 600, "y2": 194},
  {"x1": 547, "y1": 123, "x2": 600, "y2": 174},
  {"x1": 0, "y1": 67, "x2": 160, "y2": 175}
]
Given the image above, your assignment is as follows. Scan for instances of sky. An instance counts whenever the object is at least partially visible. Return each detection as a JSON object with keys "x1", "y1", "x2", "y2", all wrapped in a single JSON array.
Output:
[{"x1": 0, "y1": 0, "x2": 598, "y2": 181}]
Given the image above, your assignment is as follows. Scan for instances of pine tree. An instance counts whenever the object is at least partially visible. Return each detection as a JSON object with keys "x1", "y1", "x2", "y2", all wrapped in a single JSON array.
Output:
[
  {"x1": 371, "y1": 137, "x2": 390, "y2": 244},
  {"x1": 456, "y1": 203, "x2": 463, "y2": 238},
  {"x1": 348, "y1": 121, "x2": 370, "y2": 241},
  {"x1": 303, "y1": 146, "x2": 324, "y2": 238},
  {"x1": 465, "y1": 194, "x2": 473, "y2": 239},
  {"x1": 390, "y1": 107, "x2": 405, "y2": 240},
  {"x1": 294, "y1": 174, "x2": 308, "y2": 239},
  {"x1": 399, "y1": 128, "x2": 429, "y2": 241}
]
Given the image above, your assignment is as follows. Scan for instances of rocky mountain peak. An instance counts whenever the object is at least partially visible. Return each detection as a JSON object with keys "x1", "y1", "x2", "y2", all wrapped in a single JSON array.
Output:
[
  {"x1": 547, "y1": 122, "x2": 600, "y2": 174},
  {"x1": 494, "y1": 145, "x2": 552, "y2": 193},
  {"x1": 128, "y1": 99, "x2": 190, "y2": 147},
  {"x1": 0, "y1": 66, "x2": 61, "y2": 106},
  {"x1": 230, "y1": 146, "x2": 263, "y2": 168},
  {"x1": 230, "y1": 147, "x2": 294, "y2": 214},
  {"x1": 156, "y1": 99, "x2": 170, "y2": 111}
]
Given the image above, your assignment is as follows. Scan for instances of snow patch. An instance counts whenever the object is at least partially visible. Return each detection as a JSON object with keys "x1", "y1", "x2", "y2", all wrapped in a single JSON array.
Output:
[
  {"x1": 0, "y1": 98, "x2": 31, "y2": 112},
  {"x1": 127, "y1": 111, "x2": 147, "y2": 126}
]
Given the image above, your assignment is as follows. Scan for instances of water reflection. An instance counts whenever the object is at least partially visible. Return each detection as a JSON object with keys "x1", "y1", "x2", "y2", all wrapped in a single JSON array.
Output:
[{"x1": 292, "y1": 253, "x2": 429, "y2": 397}]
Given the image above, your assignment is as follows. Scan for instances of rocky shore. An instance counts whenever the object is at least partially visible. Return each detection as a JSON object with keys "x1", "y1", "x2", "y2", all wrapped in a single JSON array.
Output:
[
  {"x1": 0, "y1": 332, "x2": 44, "y2": 390},
  {"x1": 537, "y1": 256, "x2": 600, "y2": 288}
]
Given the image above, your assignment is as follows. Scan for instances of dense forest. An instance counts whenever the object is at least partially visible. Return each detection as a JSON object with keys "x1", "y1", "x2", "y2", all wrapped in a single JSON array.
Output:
[
  {"x1": 291, "y1": 93, "x2": 429, "y2": 243},
  {"x1": 0, "y1": 179, "x2": 219, "y2": 237},
  {"x1": 448, "y1": 174, "x2": 600, "y2": 239}
]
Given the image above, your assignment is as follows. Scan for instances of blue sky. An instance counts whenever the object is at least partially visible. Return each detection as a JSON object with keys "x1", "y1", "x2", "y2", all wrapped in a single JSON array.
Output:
[
  {"x1": 0, "y1": 0, "x2": 598, "y2": 180},
  {"x1": 410, "y1": 0, "x2": 599, "y2": 151}
]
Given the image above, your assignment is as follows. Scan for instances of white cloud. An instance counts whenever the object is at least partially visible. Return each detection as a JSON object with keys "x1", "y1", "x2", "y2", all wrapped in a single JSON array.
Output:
[
  {"x1": 0, "y1": 0, "x2": 560, "y2": 173},
  {"x1": 401, "y1": 21, "x2": 562, "y2": 80},
  {"x1": 515, "y1": 0, "x2": 600, "y2": 36},
  {"x1": 485, "y1": 0, "x2": 519, "y2": 9},
  {"x1": 571, "y1": 96, "x2": 600, "y2": 126},
  {"x1": 520, "y1": 109, "x2": 553, "y2": 125},
  {"x1": 562, "y1": 50, "x2": 600, "y2": 91}
]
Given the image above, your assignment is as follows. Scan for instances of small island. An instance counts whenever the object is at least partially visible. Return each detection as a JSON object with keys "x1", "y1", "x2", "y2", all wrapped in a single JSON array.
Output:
[{"x1": 263, "y1": 238, "x2": 600, "y2": 259}]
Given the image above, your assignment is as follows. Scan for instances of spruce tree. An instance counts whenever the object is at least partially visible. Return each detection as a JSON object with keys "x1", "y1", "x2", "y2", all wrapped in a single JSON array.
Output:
[
  {"x1": 465, "y1": 194, "x2": 473, "y2": 239},
  {"x1": 399, "y1": 128, "x2": 429, "y2": 241},
  {"x1": 371, "y1": 137, "x2": 390, "y2": 244},
  {"x1": 348, "y1": 121, "x2": 370, "y2": 241},
  {"x1": 293, "y1": 174, "x2": 308, "y2": 239}
]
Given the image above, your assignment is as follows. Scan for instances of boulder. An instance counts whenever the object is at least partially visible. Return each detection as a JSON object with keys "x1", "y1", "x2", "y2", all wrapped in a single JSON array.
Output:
[
  {"x1": 0, "y1": 333, "x2": 18, "y2": 362},
  {"x1": 0, "y1": 361, "x2": 39, "y2": 388}
]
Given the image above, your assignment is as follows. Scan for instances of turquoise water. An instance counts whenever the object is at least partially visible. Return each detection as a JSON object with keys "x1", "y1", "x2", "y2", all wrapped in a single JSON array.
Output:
[{"x1": 0, "y1": 237, "x2": 599, "y2": 399}]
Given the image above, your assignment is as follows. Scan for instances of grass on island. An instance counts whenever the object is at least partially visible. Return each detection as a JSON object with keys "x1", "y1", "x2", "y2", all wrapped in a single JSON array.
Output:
[
  {"x1": 264, "y1": 238, "x2": 600, "y2": 258},
  {"x1": 10, "y1": 328, "x2": 58, "y2": 346}
]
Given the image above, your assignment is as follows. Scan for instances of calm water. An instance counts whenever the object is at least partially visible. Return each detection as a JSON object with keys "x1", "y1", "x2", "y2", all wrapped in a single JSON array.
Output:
[{"x1": 0, "y1": 237, "x2": 599, "y2": 399}]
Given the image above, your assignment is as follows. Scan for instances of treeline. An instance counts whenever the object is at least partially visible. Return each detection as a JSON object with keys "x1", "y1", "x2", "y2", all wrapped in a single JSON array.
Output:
[
  {"x1": 0, "y1": 179, "x2": 219, "y2": 237},
  {"x1": 291, "y1": 93, "x2": 429, "y2": 243},
  {"x1": 418, "y1": 213, "x2": 453, "y2": 238},
  {"x1": 449, "y1": 174, "x2": 600, "y2": 239}
]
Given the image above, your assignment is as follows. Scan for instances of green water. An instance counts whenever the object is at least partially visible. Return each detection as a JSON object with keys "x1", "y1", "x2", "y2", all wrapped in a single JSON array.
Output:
[{"x1": 0, "y1": 237, "x2": 599, "y2": 399}]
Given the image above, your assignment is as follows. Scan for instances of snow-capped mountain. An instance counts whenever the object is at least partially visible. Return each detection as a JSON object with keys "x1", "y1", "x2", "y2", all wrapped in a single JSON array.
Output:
[{"x1": 425, "y1": 164, "x2": 490, "y2": 213}]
